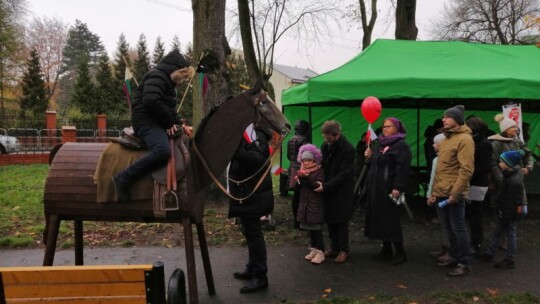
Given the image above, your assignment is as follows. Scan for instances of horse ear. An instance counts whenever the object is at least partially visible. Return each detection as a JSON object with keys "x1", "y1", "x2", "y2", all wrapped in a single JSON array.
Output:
[{"x1": 247, "y1": 77, "x2": 265, "y2": 95}]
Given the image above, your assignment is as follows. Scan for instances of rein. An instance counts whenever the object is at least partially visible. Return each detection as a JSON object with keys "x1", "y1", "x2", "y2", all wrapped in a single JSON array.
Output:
[{"x1": 192, "y1": 134, "x2": 283, "y2": 203}]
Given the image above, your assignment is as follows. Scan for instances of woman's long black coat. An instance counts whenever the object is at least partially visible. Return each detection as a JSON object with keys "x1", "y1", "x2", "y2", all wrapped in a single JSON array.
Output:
[
  {"x1": 321, "y1": 135, "x2": 356, "y2": 223},
  {"x1": 228, "y1": 129, "x2": 274, "y2": 219},
  {"x1": 364, "y1": 139, "x2": 412, "y2": 243}
]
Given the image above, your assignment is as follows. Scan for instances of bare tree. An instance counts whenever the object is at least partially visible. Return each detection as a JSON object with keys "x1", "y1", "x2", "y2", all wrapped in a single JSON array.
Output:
[
  {"x1": 345, "y1": 0, "x2": 378, "y2": 50},
  {"x1": 232, "y1": 0, "x2": 340, "y2": 88},
  {"x1": 395, "y1": 0, "x2": 417, "y2": 40},
  {"x1": 431, "y1": 0, "x2": 540, "y2": 44},
  {"x1": 25, "y1": 16, "x2": 68, "y2": 103}
]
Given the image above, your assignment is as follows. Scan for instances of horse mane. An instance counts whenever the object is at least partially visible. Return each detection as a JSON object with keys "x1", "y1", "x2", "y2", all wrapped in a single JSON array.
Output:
[
  {"x1": 194, "y1": 95, "x2": 234, "y2": 140},
  {"x1": 192, "y1": 92, "x2": 254, "y2": 191}
]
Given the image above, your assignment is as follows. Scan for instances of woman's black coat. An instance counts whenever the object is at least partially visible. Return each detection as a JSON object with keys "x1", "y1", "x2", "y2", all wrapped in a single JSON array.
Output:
[
  {"x1": 131, "y1": 51, "x2": 186, "y2": 131},
  {"x1": 470, "y1": 133, "x2": 492, "y2": 187},
  {"x1": 321, "y1": 135, "x2": 356, "y2": 223},
  {"x1": 364, "y1": 139, "x2": 412, "y2": 243},
  {"x1": 228, "y1": 129, "x2": 274, "y2": 219}
]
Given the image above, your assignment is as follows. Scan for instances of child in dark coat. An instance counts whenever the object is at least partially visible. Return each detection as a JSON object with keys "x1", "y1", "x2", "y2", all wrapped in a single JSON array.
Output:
[
  {"x1": 295, "y1": 144, "x2": 326, "y2": 264},
  {"x1": 477, "y1": 150, "x2": 526, "y2": 269}
]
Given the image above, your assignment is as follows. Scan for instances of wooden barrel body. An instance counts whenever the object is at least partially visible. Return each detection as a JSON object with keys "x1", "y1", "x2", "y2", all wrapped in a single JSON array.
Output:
[{"x1": 44, "y1": 142, "x2": 202, "y2": 223}]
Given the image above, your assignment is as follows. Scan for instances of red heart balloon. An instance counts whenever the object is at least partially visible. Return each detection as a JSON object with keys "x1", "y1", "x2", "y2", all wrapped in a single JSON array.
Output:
[{"x1": 361, "y1": 96, "x2": 382, "y2": 124}]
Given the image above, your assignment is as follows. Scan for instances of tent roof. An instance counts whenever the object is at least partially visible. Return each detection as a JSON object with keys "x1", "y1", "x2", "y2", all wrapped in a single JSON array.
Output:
[{"x1": 282, "y1": 39, "x2": 540, "y2": 105}]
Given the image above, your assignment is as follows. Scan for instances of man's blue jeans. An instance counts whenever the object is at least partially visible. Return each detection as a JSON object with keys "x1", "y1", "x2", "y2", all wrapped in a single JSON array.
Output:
[
  {"x1": 441, "y1": 198, "x2": 470, "y2": 266},
  {"x1": 120, "y1": 122, "x2": 170, "y2": 181}
]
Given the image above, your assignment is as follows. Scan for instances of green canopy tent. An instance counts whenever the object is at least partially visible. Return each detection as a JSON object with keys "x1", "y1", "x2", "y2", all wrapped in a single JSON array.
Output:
[{"x1": 280, "y1": 39, "x2": 540, "y2": 193}]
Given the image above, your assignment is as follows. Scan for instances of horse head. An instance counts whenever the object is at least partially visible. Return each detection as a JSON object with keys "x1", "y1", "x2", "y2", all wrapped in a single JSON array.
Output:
[
  {"x1": 192, "y1": 80, "x2": 291, "y2": 192},
  {"x1": 244, "y1": 79, "x2": 291, "y2": 137}
]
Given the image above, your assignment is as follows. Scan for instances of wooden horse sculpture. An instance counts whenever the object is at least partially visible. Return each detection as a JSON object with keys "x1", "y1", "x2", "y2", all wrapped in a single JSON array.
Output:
[{"x1": 42, "y1": 83, "x2": 291, "y2": 303}]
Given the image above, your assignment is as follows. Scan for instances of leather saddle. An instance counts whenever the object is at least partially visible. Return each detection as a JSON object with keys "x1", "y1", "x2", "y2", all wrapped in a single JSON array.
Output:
[{"x1": 109, "y1": 127, "x2": 190, "y2": 185}]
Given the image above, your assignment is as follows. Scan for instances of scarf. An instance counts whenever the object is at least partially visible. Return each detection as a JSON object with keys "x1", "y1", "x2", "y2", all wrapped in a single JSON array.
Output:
[
  {"x1": 378, "y1": 133, "x2": 405, "y2": 152},
  {"x1": 299, "y1": 162, "x2": 321, "y2": 176}
]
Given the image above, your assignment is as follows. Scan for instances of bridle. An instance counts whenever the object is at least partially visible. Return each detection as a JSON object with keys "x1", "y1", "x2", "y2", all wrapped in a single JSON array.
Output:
[{"x1": 192, "y1": 90, "x2": 285, "y2": 202}]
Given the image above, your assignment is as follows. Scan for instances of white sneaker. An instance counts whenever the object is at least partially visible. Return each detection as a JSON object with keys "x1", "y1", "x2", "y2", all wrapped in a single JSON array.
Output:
[
  {"x1": 304, "y1": 248, "x2": 317, "y2": 261},
  {"x1": 311, "y1": 249, "x2": 325, "y2": 264}
]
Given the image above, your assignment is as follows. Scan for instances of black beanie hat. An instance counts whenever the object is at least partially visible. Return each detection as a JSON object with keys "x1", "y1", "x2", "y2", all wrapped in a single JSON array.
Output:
[
  {"x1": 444, "y1": 105, "x2": 465, "y2": 125},
  {"x1": 158, "y1": 50, "x2": 188, "y2": 74}
]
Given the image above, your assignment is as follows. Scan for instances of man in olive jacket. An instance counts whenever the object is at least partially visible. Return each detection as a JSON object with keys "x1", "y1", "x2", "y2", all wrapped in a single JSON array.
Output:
[
  {"x1": 429, "y1": 105, "x2": 474, "y2": 277},
  {"x1": 113, "y1": 50, "x2": 190, "y2": 201},
  {"x1": 314, "y1": 120, "x2": 355, "y2": 263}
]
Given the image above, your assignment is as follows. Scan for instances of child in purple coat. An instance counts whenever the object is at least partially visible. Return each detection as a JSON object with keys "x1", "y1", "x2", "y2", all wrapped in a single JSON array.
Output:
[{"x1": 295, "y1": 144, "x2": 326, "y2": 264}]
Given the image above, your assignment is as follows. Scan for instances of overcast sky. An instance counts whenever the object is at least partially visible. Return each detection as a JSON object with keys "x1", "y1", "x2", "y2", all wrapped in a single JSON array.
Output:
[{"x1": 25, "y1": 0, "x2": 447, "y2": 74}]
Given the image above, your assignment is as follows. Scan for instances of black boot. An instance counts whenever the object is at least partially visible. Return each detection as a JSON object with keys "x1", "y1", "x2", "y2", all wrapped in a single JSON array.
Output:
[
  {"x1": 112, "y1": 174, "x2": 131, "y2": 202},
  {"x1": 240, "y1": 276, "x2": 268, "y2": 293},
  {"x1": 391, "y1": 243, "x2": 407, "y2": 265},
  {"x1": 373, "y1": 242, "x2": 393, "y2": 260},
  {"x1": 233, "y1": 268, "x2": 253, "y2": 280}
]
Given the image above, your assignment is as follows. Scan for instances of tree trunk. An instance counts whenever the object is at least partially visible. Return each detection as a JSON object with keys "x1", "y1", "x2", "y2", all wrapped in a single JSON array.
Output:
[
  {"x1": 238, "y1": 0, "x2": 261, "y2": 84},
  {"x1": 359, "y1": 0, "x2": 378, "y2": 50},
  {"x1": 191, "y1": 0, "x2": 231, "y2": 129},
  {"x1": 395, "y1": 0, "x2": 418, "y2": 40}
]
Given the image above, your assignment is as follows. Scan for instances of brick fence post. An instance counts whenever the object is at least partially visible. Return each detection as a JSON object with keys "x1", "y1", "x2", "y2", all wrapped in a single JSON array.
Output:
[
  {"x1": 97, "y1": 114, "x2": 107, "y2": 138},
  {"x1": 45, "y1": 111, "x2": 57, "y2": 147},
  {"x1": 46, "y1": 111, "x2": 57, "y2": 131},
  {"x1": 62, "y1": 126, "x2": 77, "y2": 143}
]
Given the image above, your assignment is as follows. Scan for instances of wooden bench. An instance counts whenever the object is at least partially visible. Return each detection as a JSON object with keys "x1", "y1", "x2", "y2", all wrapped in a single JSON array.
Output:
[{"x1": 0, "y1": 262, "x2": 184, "y2": 304}]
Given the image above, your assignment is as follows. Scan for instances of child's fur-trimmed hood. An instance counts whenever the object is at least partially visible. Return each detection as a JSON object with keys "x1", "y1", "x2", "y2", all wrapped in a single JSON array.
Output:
[{"x1": 297, "y1": 144, "x2": 322, "y2": 164}]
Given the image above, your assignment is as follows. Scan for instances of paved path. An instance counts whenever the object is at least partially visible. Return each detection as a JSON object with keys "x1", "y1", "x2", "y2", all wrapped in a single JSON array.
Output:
[{"x1": 2, "y1": 222, "x2": 539, "y2": 303}]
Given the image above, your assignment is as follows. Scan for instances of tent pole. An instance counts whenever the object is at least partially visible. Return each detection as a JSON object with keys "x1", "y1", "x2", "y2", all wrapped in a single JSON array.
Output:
[
  {"x1": 308, "y1": 104, "x2": 313, "y2": 143},
  {"x1": 417, "y1": 101, "x2": 420, "y2": 167}
]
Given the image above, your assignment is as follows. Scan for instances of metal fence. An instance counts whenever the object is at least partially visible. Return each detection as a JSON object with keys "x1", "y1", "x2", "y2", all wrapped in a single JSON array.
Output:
[
  {"x1": 0, "y1": 115, "x2": 130, "y2": 131},
  {"x1": 4, "y1": 128, "x2": 122, "y2": 154}
]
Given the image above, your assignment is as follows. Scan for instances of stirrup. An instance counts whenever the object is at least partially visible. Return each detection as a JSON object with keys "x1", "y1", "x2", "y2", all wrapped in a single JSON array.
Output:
[{"x1": 161, "y1": 191, "x2": 179, "y2": 211}]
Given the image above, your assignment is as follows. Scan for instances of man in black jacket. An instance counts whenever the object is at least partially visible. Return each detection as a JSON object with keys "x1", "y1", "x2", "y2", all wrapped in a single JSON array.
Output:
[
  {"x1": 314, "y1": 120, "x2": 356, "y2": 263},
  {"x1": 113, "y1": 50, "x2": 190, "y2": 201},
  {"x1": 229, "y1": 124, "x2": 274, "y2": 293}
]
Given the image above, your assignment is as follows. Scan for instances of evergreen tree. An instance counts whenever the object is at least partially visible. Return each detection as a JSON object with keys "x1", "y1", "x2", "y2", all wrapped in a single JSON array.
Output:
[
  {"x1": 152, "y1": 36, "x2": 165, "y2": 66},
  {"x1": 61, "y1": 19, "x2": 105, "y2": 75},
  {"x1": 58, "y1": 19, "x2": 105, "y2": 109},
  {"x1": 20, "y1": 49, "x2": 48, "y2": 117},
  {"x1": 177, "y1": 45, "x2": 193, "y2": 122},
  {"x1": 170, "y1": 35, "x2": 181, "y2": 53},
  {"x1": 71, "y1": 55, "x2": 96, "y2": 114},
  {"x1": 133, "y1": 33, "x2": 150, "y2": 81},
  {"x1": 113, "y1": 33, "x2": 131, "y2": 82},
  {"x1": 113, "y1": 34, "x2": 132, "y2": 110},
  {"x1": 95, "y1": 53, "x2": 122, "y2": 114},
  {"x1": 227, "y1": 52, "x2": 250, "y2": 96}
]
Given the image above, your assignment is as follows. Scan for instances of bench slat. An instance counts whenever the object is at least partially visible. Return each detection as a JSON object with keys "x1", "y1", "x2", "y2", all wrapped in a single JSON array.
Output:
[
  {"x1": 1, "y1": 264, "x2": 165, "y2": 304},
  {"x1": 6, "y1": 295, "x2": 146, "y2": 304},
  {"x1": 5, "y1": 282, "x2": 145, "y2": 298}
]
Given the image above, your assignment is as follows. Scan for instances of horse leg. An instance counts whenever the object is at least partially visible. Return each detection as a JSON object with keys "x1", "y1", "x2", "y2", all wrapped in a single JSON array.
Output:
[
  {"x1": 195, "y1": 222, "x2": 215, "y2": 295},
  {"x1": 43, "y1": 214, "x2": 60, "y2": 266},
  {"x1": 74, "y1": 220, "x2": 84, "y2": 265},
  {"x1": 43, "y1": 214, "x2": 50, "y2": 245},
  {"x1": 182, "y1": 217, "x2": 198, "y2": 304}
]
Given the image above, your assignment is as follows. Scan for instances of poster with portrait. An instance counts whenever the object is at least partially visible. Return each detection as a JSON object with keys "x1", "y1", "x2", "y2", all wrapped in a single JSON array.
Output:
[{"x1": 502, "y1": 103, "x2": 523, "y2": 142}]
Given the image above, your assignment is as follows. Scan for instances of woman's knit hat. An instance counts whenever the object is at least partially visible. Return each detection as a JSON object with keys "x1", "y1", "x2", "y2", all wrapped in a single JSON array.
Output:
[
  {"x1": 494, "y1": 113, "x2": 518, "y2": 133},
  {"x1": 500, "y1": 149, "x2": 525, "y2": 169},
  {"x1": 297, "y1": 144, "x2": 322, "y2": 164},
  {"x1": 433, "y1": 133, "x2": 446, "y2": 145}
]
